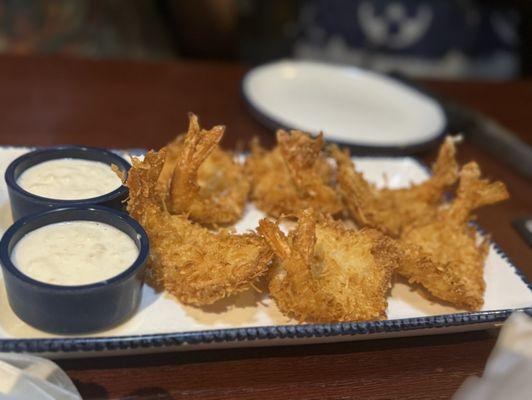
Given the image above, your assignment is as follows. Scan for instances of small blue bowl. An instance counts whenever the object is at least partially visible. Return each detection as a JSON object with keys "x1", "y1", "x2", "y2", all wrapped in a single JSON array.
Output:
[
  {"x1": 0, "y1": 206, "x2": 149, "y2": 334},
  {"x1": 5, "y1": 146, "x2": 131, "y2": 221}
]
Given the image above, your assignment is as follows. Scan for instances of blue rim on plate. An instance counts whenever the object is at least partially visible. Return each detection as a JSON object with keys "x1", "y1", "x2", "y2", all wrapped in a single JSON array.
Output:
[
  {"x1": 0, "y1": 205, "x2": 149, "y2": 334},
  {"x1": 0, "y1": 154, "x2": 529, "y2": 354},
  {"x1": 241, "y1": 60, "x2": 448, "y2": 155},
  {"x1": 5, "y1": 146, "x2": 131, "y2": 221}
]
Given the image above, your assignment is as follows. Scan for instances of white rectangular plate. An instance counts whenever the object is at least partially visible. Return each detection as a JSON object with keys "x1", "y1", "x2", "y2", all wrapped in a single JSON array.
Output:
[{"x1": 0, "y1": 147, "x2": 530, "y2": 358}]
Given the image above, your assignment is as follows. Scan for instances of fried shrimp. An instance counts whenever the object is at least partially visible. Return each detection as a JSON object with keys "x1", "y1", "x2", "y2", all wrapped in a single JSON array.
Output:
[
  {"x1": 245, "y1": 130, "x2": 343, "y2": 217},
  {"x1": 257, "y1": 209, "x2": 399, "y2": 322},
  {"x1": 332, "y1": 136, "x2": 459, "y2": 237},
  {"x1": 399, "y1": 162, "x2": 509, "y2": 310},
  {"x1": 157, "y1": 114, "x2": 249, "y2": 225},
  {"x1": 126, "y1": 146, "x2": 272, "y2": 306}
]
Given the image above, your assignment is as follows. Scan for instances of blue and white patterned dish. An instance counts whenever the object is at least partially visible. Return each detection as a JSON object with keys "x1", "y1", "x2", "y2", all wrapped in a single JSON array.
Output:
[{"x1": 0, "y1": 147, "x2": 530, "y2": 358}]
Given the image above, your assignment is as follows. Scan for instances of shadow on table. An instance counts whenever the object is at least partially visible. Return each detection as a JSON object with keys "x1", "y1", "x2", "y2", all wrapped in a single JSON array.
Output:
[
  {"x1": 74, "y1": 381, "x2": 173, "y2": 400},
  {"x1": 71, "y1": 381, "x2": 108, "y2": 399},
  {"x1": 126, "y1": 387, "x2": 174, "y2": 400}
]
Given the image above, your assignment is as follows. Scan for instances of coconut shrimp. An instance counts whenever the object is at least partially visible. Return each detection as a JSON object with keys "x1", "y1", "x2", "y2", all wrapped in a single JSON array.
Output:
[
  {"x1": 332, "y1": 136, "x2": 459, "y2": 237},
  {"x1": 157, "y1": 113, "x2": 249, "y2": 225},
  {"x1": 257, "y1": 209, "x2": 399, "y2": 322},
  {"x1": 126, "y1": 134, "x2": 272, "y2": 306},
  {"x1": 245, "y1": 130, "x2": 343, "y2": 218},
  {"x1": 399, "y1": 162, "x2": 509, "y2": 310}
]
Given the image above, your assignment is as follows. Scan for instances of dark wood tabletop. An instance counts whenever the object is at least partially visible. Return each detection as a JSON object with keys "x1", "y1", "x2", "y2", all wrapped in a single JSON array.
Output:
[{"x1": 0, "y1": 54, "x2": 530, "y2": 400}]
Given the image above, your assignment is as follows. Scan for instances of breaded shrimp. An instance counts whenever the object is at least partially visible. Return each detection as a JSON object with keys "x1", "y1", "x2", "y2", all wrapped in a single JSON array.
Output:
[
  {"x1": 399, "y1": 162, "x2": 509, "y2": 310},
  {"x1": 332, "y1": 136, "x2": 459, "y2": 237},
  {"x1": 158, "y1": 114, "x2": 249, "y2": 225},
  {"x1": 245, "y1": 130, "x2": 343, "y2": 217},
  {"x1": 126, "y1": 145, "x2": 272, "y2": 306},
  {"x1": 257, "y1": 209, "x2": 399, "y2": 322}
]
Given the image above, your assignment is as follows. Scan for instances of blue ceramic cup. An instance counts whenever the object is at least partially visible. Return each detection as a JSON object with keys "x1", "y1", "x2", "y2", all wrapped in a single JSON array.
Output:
[
  {"x1": 0, "y1": 206, "x2": 149, "y2": 334},
  {"x1": 5, "y1": 146, "x2": 131, "y2": 221}
]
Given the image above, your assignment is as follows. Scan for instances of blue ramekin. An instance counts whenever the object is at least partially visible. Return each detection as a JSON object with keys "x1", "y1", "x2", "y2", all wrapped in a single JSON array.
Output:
[
  {"x1": 5, "y1": 146, "x2": 131, "y2": 221},
  {"x1": 0, "y1": 206, "x2": 149, "y2": 334}
]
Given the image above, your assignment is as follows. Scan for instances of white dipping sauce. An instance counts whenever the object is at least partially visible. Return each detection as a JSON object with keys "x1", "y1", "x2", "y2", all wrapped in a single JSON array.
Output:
[
  {"x1": 12, "y1": 221, "x2": 139, "y2": 286},
  {"x1": 17, "y1": 158, "x2": 123, "y2": 200}
]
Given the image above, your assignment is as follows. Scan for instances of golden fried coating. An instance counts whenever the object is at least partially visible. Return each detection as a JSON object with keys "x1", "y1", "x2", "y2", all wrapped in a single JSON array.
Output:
[
  {"x1": 245, "y1": 130, "x2": 343, "y2": 217},
  {"x1": 126, "y1": 146, "x2": 272, "y2": 306},
  {"x1": 157, "y1": 114, "x2": 249, "y2": 225},
  {"x1": 332, "y1": 136, "x2": 459, "y2": 237},
  {"x1": 257, "y1": 209, "x2": 399, "y2": 323},
  {"x1": 399, "y1": 162, "x2": 509, "y2": 310}
]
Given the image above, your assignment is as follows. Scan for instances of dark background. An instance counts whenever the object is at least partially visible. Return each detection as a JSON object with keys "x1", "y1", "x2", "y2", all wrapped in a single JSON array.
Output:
[{"x1": 0, "y1": 0, "x2": 530, "y2": 80}]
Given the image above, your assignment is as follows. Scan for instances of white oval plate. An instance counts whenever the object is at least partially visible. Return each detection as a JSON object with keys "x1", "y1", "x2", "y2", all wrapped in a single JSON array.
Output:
[{"x1": 242, "y1": 60, "x2": 446, "y2": 151}]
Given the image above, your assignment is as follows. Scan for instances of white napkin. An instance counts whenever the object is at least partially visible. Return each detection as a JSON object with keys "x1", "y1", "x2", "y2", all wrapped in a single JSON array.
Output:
[
  {"x1": 0, "y1": 353, "x2": 81, "y2": 400},
  {"x1": 454, "y1": 311, "x2": 532, "y2": 400}
]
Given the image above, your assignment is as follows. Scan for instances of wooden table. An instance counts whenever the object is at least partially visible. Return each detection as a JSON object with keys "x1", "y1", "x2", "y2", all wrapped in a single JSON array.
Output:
[{"x1": 0, "y1": 55, "x2": 530, "y2": 399}]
